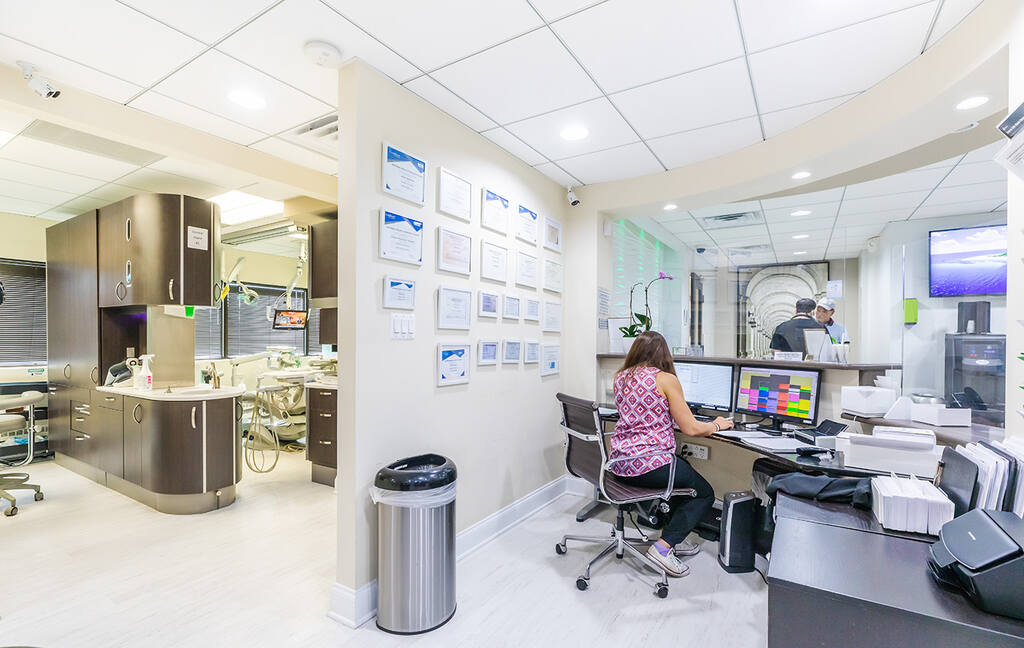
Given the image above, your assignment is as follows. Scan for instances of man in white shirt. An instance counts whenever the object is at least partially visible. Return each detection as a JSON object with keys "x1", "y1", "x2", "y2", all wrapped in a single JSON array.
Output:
[{"x1": 814, "y1": 298, "x2": 848, "y2": 343}]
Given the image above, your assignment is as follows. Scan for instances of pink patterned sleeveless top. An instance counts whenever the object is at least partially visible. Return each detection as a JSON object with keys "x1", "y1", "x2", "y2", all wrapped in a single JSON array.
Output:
[{"x1": 609, "y1": 366, "x2": 676, "y2": 477}]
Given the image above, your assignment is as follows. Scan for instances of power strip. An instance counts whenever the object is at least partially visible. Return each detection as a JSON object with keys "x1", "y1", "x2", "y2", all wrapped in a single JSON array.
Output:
[{"x1": 679, "y1": 442, "x2": 709, "y2": 461}]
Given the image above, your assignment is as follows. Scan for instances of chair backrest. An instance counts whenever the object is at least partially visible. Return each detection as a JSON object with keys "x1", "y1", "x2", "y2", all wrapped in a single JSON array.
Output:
[{"x1": 555, "y1": 392, "x2": 608, "y2": 488}]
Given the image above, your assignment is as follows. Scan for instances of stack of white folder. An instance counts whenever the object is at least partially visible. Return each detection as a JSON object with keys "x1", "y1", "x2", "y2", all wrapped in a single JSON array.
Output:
[
  {"x1": 955, "y1": 439, "x2": 1024, "y2": 516},
  {"x1": 838, "y1": 426, "x2": 942, "y2": 478},
  {"x1": 871, "y1": 475, "x2": 955, "y2": 535}
]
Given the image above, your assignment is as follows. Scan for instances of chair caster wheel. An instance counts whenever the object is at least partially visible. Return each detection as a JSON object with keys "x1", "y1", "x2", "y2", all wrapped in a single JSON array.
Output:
[
  {"x1": 555, "y1": 543, "x2": 566, "y2": 555},
  {"x1": 655, "y1": 584, "x2": 669, "y2": 598},
  {"x1": 4, "y1": 506, "x2": 17, "y2": 517},
  {"x1": 576, "y1": 577, "x2": 589, "y2": 591},
  {"x1": 34, "y1": 492, "x2": 44, "y2": 501}
]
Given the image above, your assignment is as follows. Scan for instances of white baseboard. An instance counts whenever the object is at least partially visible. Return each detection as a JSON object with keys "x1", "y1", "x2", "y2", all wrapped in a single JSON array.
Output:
[{"x1": 328, "y1": 472, "x2": 584, "y2": 628}]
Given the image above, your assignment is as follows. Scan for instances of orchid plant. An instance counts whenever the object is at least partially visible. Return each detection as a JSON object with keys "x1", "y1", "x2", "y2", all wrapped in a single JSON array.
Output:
[{"x1": 619, "y1": 271, "x2": 674, "y2": 338}]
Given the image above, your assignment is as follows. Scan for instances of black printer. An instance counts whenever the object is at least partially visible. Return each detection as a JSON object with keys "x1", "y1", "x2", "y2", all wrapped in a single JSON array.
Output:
[{"x1": 928, "y1": 508, "x2": 1024, "y2": 620}]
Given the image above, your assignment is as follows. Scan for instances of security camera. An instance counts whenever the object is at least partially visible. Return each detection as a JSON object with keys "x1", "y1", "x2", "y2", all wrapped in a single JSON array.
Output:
[
  {"x1": 17, "y1": 61, "x2": 60, "y2": 99},
  {"x1": 566, "y1": 187, "x2": 580, "y2": 207},
  {"x1": 696, "y1": 247, "x2": 706, "y2": 254}
]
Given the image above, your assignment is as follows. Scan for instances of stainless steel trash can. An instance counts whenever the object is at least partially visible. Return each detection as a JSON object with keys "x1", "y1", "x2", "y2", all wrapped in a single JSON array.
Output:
[{"x1": 372, "y1": 454, "x2": 457, "y2": 634}]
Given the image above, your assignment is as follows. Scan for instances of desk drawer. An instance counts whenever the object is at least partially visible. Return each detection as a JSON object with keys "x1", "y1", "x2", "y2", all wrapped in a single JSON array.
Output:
[
  {"x1": 307, "y1": 388, "x2": 337, "y2": 415},
  {"x1": 70, "y1": 400, "x2": 91, "y2": 433},
  {"x1": 93, "y1": 391, "x2": 123, "y2": 411},
  {"x1": 307, "y1": 410, "x2": 337, "y2": 469}
]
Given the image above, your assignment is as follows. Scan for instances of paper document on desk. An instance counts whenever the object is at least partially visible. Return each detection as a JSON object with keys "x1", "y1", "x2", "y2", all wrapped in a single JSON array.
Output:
[
  {"x1": 716, "y1": 429, "x2": 772, "y2": 440},
  {"x1": 744, "y1": 437, "x2": 806, "y2": 452}
]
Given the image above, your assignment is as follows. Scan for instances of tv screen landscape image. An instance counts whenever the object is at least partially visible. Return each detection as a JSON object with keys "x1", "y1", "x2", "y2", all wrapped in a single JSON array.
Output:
[{"x1": 929, "y1": 225, "x2": 1008, "y2": 297}]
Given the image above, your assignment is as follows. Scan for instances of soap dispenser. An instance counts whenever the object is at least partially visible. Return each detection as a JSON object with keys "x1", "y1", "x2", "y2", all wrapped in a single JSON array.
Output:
[{"x1": 137, "y1": 354, "x2": 156, "y2": 390}]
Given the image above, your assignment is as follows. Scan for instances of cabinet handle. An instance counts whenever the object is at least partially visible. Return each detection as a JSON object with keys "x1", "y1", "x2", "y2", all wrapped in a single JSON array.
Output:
[
  {"x1": 48, "y1": 386, "x2": 57, "y2": 394},
  {"x1": 115, "y1": 281, "x2": 127, "y2": 301},
  {"x1": 125, "y1": 260, "x2": 132, "y2": 286},
  {"x1": 318, "y1": 440, "x2": 333, "y2": 445},
  {"x1": 319, "y1": 412, "x2": 332, "y2": 418},
  {"x1": 104, "y1": 396, "x2": 116, "y2": 402},
  {"x1": 190, "y1": 405, "x2": 196, "y2": 429},
  {"x1": 63, "y1": 363, "x2": 71, "y2": 379},
  {"x1": 74, "y1": 417, "x2": 85, "y2": 422},
  {"x1": 235, "y1": 401, "x2": 242, "y2": 421},
  {"x1": 74, "y1": 434, "x2": 90, "y2": 441},
  {"x1": 125, "y1": 217, "x2": 131, "y2": 241},
  {"x1": 169, "y1": 278, "x2": 175, "y2": 302},
  {"x1": 133, "y1": 403, "x2": 142, "y2": 423},
  {"x1": 91, "y1": 366, "x2": 99, "y2": 385},
  {"x1": 320, "y1": 391, "x2": 332, "y2": 397}
]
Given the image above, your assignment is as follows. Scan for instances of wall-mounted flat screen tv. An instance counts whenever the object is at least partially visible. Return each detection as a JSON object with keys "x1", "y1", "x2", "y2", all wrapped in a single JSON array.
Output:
[{"x1": 929, "y1": 224, "x2": 1008, "y2": 297}]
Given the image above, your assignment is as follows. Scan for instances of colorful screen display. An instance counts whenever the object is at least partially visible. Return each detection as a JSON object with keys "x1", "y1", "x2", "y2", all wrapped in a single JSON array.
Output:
[
  {"x1": 929, "y1": 225, "x2": 1007, "y2": 297},
  {"x1": 735, "y1": 366, "x2": 820, "y2": 424},
  {"x1": 272, "y1": 310, "x2": 308, "y2": 330}
]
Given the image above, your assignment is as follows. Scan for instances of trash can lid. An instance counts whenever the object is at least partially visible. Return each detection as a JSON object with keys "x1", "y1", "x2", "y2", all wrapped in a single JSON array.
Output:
[{"x1": 374, "y1": 453, "x2": 457, "y2": 491}]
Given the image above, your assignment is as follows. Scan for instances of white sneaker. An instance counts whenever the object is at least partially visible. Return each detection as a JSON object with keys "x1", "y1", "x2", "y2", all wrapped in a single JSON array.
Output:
[
  {"x1": 673, "y1": 539, "x2": 700, "y2": 557},
  {"x1": 646, "y1": 545, "x2": 690, "y2": 577}
]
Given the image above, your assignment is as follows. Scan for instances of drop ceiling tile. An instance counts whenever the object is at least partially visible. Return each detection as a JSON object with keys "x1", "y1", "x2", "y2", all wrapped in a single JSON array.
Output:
[
  {"x1": 911, "y1": 199, "x2": 1005, "y2": 220},
  {"x1": 0, "y1": 194, "x2": 52, "y2": 216},
  {"x1": 761, "y1": 94, "x2": 857, "y2": 138},
  {"x1": 59, "y1": 196, "x2": 109, "y2": 213},
  {"x1": 323, "y1": 0, "x2": 542, "y2": 70},
  {"x1": 960, "y1": 140, "x2": 1003, "y2": 164},
  {"x1": 737, "y1": 0, "x2": 926, "y2": 52},
  {"x1": 0, "y1": 177, "x2": 76, "y2": 205},
  {"x1": 916, "y1": 154, "x2": 965, "y2": 170},
  {"x1": 149, "y1": 49, "x2": 333, "y2": 134},
  {"x1": 0, "y1": 34, "x2": 143, "y2": 103},
  {"x1": 0, "y1": 106, "x2": 32, "y2": 135},
  {"x1": 87, "y1": 184, "x2": 139, "y2": 203},
  {"x1": 0, "y1": 137, "x2": 138, "y2": 181},
  {"x1": 148, "y1": 158, "x2": 259, "y2": 190},
  {"x1": 0, "y1": 0, "x2": 204, "y2": 87},
  {"x1": 241, "y1": 180, "x2": 303, "y2": 201},
  {"x1": 710, "y1": 224, "x2": 767, "y2": 242},
  {"x1": 689, "y1": 201, "x2": 761, "y2": 219},
  {"x1": 831, "y1": 223, "x2": 887, "y2": 239},
  {"x1": 647, "y1": 117, "x2": 763, "y2": 169},
  {"x1": 0, "y1": 159, "x2": 106, "y2": 194},
  {"x1": 768, "y1": 216, "x2": 837, "y2": 234},
  {"x1": 836, "y1": 207, "x2": 915, "y2": 224},
  {"x1": 36, "y1": 209, "x2": 79, "y2": 222},
  {"x1": 557, "y1": 142, "x2": 662, "y2": 185},
  {"x1": 839, "y1": 191, "x2": 928, "y2": 216},
  {"x1": 128, "y1": 91, "x2": 266, "y2": 145},
  {"x1": 403, "y1": 77, "x2": 497, "y2": 132},
  {"x1": 923, "y1": 180, "x2": 1006, "y2": 206},
  {"x1": 762, "y1": 202, "x2": 841, "y2": 223},
  {"x1": 748, "y1": 3, "x2": 935, "y2": 112},
  {"x1": 118, "y1": 168, "x2": 228, "y2": 198},
  {"x1": 533, "y1": 162, "x2": 581, "y2": 187},
  {"x1": 926, "y1": 0, "x2": 985, "y2": 48},
  {"x1": 250, "y1": 137, "x2": 336, "y2": 174},
  {"x1": 506, "y1": 98, "x2": 638, "y2": 160},
  {"x1": 759, "y1": 188, "x2": 845, "y2": 210},
  {"x1": 552, "y1": 0, "x2": 744, "y2": 93},
  {"x1": 482, "y1": 128, "x2": 547, "y2": 166},
  {"x1": 219, "y1": 0, "x2": 420, "y2": 105},
  {"x1": 611, "y1": 58, "x2": 757, "y2": 139},
  {"x1": 119, "y1": 0, "x2": 279, "y2": 45},
  {"x1": 774, "y1": 231, "x2": 830, "y2": 244},
  {"x1": 534, "y1": 0, "x2": 602, "y2": 21},
  {"x1": 941, "y1": 160, "x2": 1005, "y2": 187},
  {"x1": 844, "y1": 166, "x2": 950, "y2": 199},
  {"x1": 431, "y1": 29, "x2": 600, "y2": 124}
]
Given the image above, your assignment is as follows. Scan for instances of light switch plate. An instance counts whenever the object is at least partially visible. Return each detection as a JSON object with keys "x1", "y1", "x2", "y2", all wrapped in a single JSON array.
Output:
[{"x1": 391, "y1": 313, "x2": 415, "y2": 340}]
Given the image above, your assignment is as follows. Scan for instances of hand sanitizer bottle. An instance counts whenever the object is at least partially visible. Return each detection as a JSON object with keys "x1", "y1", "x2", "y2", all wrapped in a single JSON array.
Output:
[{"x1": 138, "y1": 354, "x2": 156, "y2": 390}]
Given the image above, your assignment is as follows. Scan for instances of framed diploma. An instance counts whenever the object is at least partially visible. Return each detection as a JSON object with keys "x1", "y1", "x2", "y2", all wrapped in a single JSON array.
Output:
[
  {"x1": 478, "y1": 290, "x2": 499, "y2": 318},
  {"x1": 516, "y1": 251, "x2": 538, "y2": 288},
  {"x1": 543, "y1": 258, "x2": 563, "y2": 293},
  {"x1": 437, "y1": 226, "x2": 471, "y2": 275},
  {"x1": 502, "y1": 339, "x2": 522, "y2": 364},
  {"x1": 437, "y1": 286, "x2": 472, "y2": 330},
  {"x1": 382, "y1": 275, "x2": 416, "y2": 310},
  {"x1": 540, "y1": 344, "x2": 560, "y2": 376},
  {"x1": 544, "y1": 215, "x2": 562, "y2": 252},
  {"x1": 480, "y1": 240, "x2": 508, "y2": 284},
  {"x1": 542, "y1": 300, "x2": 562, "y2": 332},
  {"x1": 481, "y1": 188, "x2": 510, "y2": 234},
  {"x1": 478, "y1": 339, "x2": 499, "y2": 366},
  {"x1": 502, "y1": 295, "x2": 520, "y2": 320},
  {"x1": 382, "y1": 142, "x2": 426, "y2": 205},
  {"x1": 517, "y1": 204, "x2": 538, "y2": 245},
  {"x1": 437, "y1": 344, "x2": 470, "y2": 386},
  {"x1": 438, "y1": 167, "x2": 471, "y2": 222},
  {"x1": 524, "y1": 340, "x2": 540, "y2": 364},
  {"x1": 524, "y1": 298, "x2": 541, "y2": 322},
  {"x1": 379, "y1": 210, "x2": 424, "y2": 266}
]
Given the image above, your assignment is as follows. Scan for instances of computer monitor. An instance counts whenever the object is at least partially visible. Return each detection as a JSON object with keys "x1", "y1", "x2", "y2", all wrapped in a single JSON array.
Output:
[
  {"x1": 674, "y1": 361, "x2": 734, "y2": 413},
  {"x1": 735, "y1": 365, "x2": 821, "y2": 427},
  {"x1": 272, "y1": 309, "x2": 308, "y2": 330}
]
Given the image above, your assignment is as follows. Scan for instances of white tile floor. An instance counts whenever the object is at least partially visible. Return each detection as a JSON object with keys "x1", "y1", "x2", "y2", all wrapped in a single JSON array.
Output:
[{"x1": 3, "y1": 453, "x2": 767, "y2": 647}]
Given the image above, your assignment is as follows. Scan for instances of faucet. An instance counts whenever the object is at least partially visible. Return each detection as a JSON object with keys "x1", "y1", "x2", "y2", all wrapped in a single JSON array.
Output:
[{"x1": 201, "y1": 364, "x2": 222, "y2": 390}]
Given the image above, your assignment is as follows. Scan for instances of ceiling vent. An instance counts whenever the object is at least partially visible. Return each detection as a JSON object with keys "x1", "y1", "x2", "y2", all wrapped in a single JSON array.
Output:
[
  {"x1": 700, "y1": 211, "x2": 764, "y2": 230},
  {"x1": 280, "y1": 114, "x2": 338, "y2": 157},
  {"x1": 221, "y1": 220, "x2": 296, "y2": 245},
  {"x1": 21, "y1": 120, "x2": 164, "y2": 166},
  {"x1": 728, "y1": 243, "x2": 772, "y2": 256}
]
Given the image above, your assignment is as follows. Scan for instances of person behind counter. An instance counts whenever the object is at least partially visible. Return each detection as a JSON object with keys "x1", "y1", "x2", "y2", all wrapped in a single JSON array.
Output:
[
  {"x1": 609, "y1": 331, "x2": 734, "y2": 578},
  {"x1": 769, "y1": 297, "x2": 825, "y2": 355},
  {"x1": 814, "y1": 297, "x2": 849, "y2": 343}
]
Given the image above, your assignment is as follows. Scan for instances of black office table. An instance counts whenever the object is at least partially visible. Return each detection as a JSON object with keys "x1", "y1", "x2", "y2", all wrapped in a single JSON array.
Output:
[{"x1": 768, "y1": 496, "x2": 1024, "y2": 647}]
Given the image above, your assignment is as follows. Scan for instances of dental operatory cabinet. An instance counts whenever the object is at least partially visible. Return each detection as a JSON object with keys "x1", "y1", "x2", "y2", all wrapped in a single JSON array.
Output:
[{"x1": 45, "y1": 193, "x2": 244, "y2": 514}]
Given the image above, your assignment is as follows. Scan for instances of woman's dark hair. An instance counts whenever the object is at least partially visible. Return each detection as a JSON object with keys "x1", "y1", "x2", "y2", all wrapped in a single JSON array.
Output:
[{"x1": 618, "y1": 331, "x2": 676, "y2": 377}]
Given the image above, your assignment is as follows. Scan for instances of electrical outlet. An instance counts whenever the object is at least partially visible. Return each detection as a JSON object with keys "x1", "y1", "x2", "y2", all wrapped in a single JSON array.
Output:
[{"x1": 679, "y1": 442, "x2": 709, "y2": 461}]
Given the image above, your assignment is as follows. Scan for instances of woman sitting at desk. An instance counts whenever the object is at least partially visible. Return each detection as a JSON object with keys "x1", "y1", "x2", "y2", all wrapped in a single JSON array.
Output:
[{"x1": 610, "y1": 331, "x2": 733, "y2": 577}]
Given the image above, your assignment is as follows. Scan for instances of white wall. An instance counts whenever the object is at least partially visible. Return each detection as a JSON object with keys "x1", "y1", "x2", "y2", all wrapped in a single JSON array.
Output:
[
  {"x1": 335, "y1": 61, "x2": 571, "y2": 593},
  {"x1": 1008, "y1": 12, "x2": 1024, "y2": 431},
  {"x1": 858, "y1": 211, "x2": 1007, "y2": 395},
  {"x1": 0, "y1": 212, "x2": 48, "y2": 262}
]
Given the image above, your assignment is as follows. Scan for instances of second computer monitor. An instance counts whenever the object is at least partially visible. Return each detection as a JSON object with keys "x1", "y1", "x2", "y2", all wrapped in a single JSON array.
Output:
[
  {"x1": 674, "y1": 361, "x2": 734, "y2": 413},
  {"x1": 735, "y1": 365, "x2": 821, "y2": 426}
]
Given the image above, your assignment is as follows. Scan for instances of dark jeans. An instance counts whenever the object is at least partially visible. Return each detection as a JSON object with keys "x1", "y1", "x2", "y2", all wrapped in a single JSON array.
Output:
[{"x1": 618, "y1": 456, "x2": 715, "y2": 546}]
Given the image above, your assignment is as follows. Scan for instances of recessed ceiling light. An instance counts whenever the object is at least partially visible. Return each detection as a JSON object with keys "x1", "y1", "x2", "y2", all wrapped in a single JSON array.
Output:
[
  {"x1": 560, "y1": 124, "x2": 589, "y2": 141},
  {"x1": 210, "y1": 190, "x2": 283, "y2": 225},
  {"x1": 792, "y1": 234, "x2": 809, "y2": 240},
  {"x1": 790, "y1": 209, "x2": 812, "y2": 217},
  {"x1": 793, "y1": 250, "x2": 807, "y2": 256},
  {"x1": 663, "y1": 203, "x2": 678, "y2": 211},
  {"x1": 791, "y1": 171, "x2": 811, "y2": 180},
  {"x1": 228, "y1": 89, "x2": 266, "y2": 110},
  {"x1": 955, "y1": 96, "x2": 989, "y2": 111},
  {"x1": 0, "y1": 130, "x2": 13, "y2": 149}
]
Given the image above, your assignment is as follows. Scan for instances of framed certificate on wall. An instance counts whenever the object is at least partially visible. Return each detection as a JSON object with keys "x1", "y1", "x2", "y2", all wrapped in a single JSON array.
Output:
[
  {"x1": 437, "y1": 227, "x2": 471, "y2": 275},
  {"x1": 517, "y1": 204, "x2": 538, "y2": 245}
]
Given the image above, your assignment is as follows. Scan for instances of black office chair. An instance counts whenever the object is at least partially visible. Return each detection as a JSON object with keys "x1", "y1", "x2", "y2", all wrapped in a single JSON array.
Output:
[{"x1": 553, "y1": 393, "x2": 695, "y2": 598}]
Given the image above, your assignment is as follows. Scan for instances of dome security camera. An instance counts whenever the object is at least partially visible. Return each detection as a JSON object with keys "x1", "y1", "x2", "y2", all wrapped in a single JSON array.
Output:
[
  {"x1": 566, "y1": 187, "x2": 580, "y2": 207},
  {"x1": 17, "y1": 61, "x2": 60, "y2": 99},
  {"x1": 696, "y1": 247, "x2": 706, "y2": 254}
]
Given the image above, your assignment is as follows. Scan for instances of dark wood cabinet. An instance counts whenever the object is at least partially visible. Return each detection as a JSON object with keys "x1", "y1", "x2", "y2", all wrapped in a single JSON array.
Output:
[
  {"x1": 318, "y1": 307, "x2": 337, "y2": 346},
  {"x1": 308, "y1": 218, "x2": 337, "y2": 301},
  {"x1": 98, "y1": 194, "x2": 217, "y2": 307},
  {"x1": 306, "y1": 388, "x2": 337, "y2": 470},
  {"x1": 123, "y1": 397, "x2": 143, "y2": 486},
  {"x1": 46, "y1": 384, "x2": 70, "y2": 455},
  {"x1": 92, "y1": 406, "x2": 124, "y2": 478}
]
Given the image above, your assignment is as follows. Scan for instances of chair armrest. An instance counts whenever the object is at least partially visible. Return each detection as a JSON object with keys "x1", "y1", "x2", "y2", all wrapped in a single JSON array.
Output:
[
  {"x1": 604, "y1": 450, "x2": 675, "y2": 466},
  {"x1": 561, "y1": 425, "x2": 600, "y2": 443}
]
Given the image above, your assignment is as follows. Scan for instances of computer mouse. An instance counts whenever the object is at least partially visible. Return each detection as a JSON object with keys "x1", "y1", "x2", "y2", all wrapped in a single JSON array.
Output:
[{"x1": 796, "y1": 446, "x2": 829, "y2": 457}]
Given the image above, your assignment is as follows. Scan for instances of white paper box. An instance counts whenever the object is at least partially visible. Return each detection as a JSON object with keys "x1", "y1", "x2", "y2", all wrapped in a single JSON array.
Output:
[
  {"x1": 841, "y1": 386, "x2": 897, "y2": 417},
  {"x1": 910, "y1": 404, "x2": 972, "y2": 427}
]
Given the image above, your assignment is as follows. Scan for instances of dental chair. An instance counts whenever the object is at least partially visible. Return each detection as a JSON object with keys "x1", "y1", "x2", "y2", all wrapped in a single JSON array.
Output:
[{"x1": 0, "y1": 390, "x2": 45, "y2": 517}]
